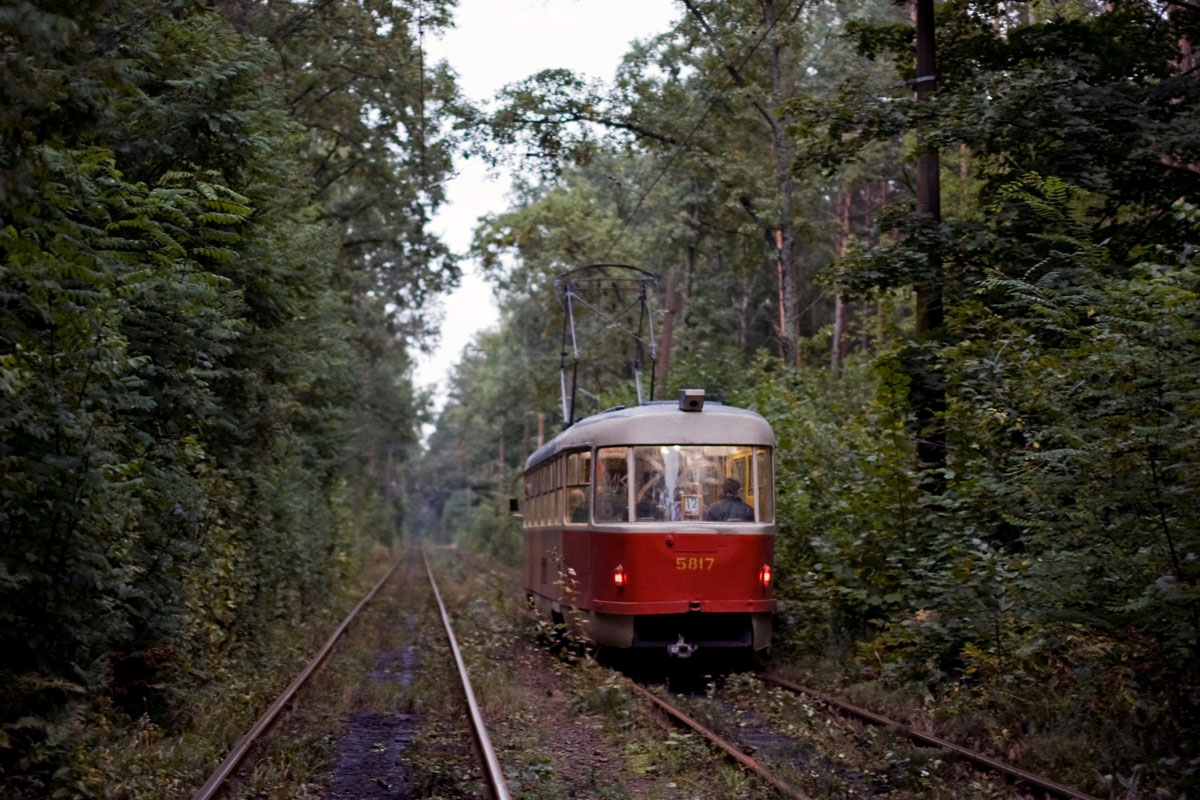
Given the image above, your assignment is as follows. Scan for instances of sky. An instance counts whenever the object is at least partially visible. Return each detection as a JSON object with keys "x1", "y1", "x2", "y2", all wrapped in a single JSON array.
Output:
[{"x1": 414, "y1": 0, "x2": 679, "y2": 418}]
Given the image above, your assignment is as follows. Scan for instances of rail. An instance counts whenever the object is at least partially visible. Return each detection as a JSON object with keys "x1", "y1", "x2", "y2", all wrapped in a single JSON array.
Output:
[
  {"x1": 423, "y1": 548, "x2": 513, "y2": 800},
  {"x1": 621, "y1": 678, "x2": 813, "y2": 800},
  {"x1": 757, "y1": 673, "x2": 1102, "y2": 800},
  {"x1": 191, "y1": 559, "x2": 402, "y2": 800}
]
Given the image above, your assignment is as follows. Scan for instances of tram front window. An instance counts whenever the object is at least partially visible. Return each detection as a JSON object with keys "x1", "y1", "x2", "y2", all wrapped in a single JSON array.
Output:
[
  {"x1": 595, "y1": 445, "x2": 773, "y2": 524},
  {"x1": 595, "y1": 447, "x2": 630, "y2": 522}
]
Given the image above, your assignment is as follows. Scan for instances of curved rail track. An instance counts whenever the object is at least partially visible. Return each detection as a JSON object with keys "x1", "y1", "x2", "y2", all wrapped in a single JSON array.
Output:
[
  {"x1": 622, "y1": 677, "x2": 814, "y2": 800},
  {"x1": 190, "y1": 550, "x2": 511, "y2": 800},
  {"x1": 616, "y1": 664, "x2": 1102, "y2": 800},
  {"x1": 756, "y1": 673, "x2": 1102, "y2": 800}
]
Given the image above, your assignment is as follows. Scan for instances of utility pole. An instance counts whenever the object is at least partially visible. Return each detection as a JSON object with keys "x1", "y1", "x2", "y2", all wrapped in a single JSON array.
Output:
[
  {"x1": 832, "y1": 189, "x2": 851, "y2": 374},
  {"x1": 913, "y1": 0, "x2": 946, "y2": 478},
  {"x1": 498, "y1": 435, "x2": 505, "y2": 511},
  {"x1": 656, "y1": 265, "x2": 679, "y2": 391}
]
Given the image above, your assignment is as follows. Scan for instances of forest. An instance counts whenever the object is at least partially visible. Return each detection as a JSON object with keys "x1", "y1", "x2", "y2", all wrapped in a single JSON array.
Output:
[
  {"x1": 1, "y1": 0, "x2": 1198, "y2": 798},
  {"x1": 419, "y1": 0, "x2": 1200, "y2": 796}
]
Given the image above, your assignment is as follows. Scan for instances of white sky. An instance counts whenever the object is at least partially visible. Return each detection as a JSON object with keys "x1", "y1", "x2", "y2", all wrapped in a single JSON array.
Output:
[{"x1": 415, "y1": 0, "x2": 679, "y2": 417}]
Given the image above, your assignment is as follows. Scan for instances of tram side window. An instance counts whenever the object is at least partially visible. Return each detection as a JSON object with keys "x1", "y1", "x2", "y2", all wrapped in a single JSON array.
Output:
[
  {"x1": 594, "y1": 447, "x2": 629, "y2": 522},
  {"x1": 564, "y1": 450, "x2": 591, "y2": 524},
  {"x1": 755, "y1": 448, "x2": 774, "y2": 523},
  {"x1": 540, "y1": 464, "x2": 550, "y2": 526},
  {"x1": 536, "y1": 464, "x2": 542, "y2": 526},
  {"x1": 554, "y1": 456, "x2": 564, "y2": 525},
  {"x1": 531, "y1": 473, "x2": 538, "y2": 527},
  {"x1": 534, "y1": 466, "x2": 543, "y2": 527}
]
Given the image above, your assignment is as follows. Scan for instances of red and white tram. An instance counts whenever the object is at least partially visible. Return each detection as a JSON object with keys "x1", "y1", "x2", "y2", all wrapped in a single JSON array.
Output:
[{"x1": 522, "y1": 390, "x2": 775, "y2": 657}]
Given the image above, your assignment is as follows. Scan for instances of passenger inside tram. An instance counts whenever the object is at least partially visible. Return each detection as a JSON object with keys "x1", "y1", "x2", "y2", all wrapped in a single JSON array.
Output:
[
  {"x1": 705, "y1": 477, "x2": 756, "y2": 521},
  {"x1": 567, "y1": 487, "x2": 588, "y2": 522},
  {"x1": 596, "y1": 450, "x2": 629, "y2": 521},
  {"x1": 592, "y1": 444, "x2": 770, "y2": 524}
]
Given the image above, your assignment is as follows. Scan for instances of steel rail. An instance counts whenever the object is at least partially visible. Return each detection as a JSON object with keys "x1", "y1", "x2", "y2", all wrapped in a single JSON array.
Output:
[
  {"x1": 757, "y1": 673, "x2": 1102, "y2": 800},
  {"x1": 190, "y1": 558, "x2": 403, "y2": 800},
  {"x1": 621, "y1": 679, "x2": 814, "y2": 800},
  {"x1": 422, "y1": 549, "x2": 513, "y2": 800}
]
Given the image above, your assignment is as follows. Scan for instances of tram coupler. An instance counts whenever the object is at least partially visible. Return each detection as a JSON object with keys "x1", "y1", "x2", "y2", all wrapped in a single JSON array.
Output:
[{"x1": 667, "y1": 634, "x2": 697, "y2": 659}]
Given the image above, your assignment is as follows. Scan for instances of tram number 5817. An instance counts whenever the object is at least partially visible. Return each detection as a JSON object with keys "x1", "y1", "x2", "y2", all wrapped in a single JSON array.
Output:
[{"x1": 675, "y1": 557, "x2": 715, "y2": 571}]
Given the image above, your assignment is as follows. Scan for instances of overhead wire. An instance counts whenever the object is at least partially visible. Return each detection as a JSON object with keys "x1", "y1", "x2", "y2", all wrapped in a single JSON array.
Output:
[{"x1": 598, "y1": 0, "x2": 804, "y2": 263}]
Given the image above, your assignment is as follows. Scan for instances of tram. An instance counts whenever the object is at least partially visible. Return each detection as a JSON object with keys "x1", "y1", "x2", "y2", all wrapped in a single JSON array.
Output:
[{"x1": 521, "y1": 389, "x2": 775, "y2": 657}]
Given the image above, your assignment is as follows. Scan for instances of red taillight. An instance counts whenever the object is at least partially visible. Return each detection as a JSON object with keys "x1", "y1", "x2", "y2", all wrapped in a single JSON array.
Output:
[
  {"x1": 613, "y1": 564, "x2": 626, "y2": 587},
  {"x1": 760, "y1": 564, "x2": 772, "y2": 587}
]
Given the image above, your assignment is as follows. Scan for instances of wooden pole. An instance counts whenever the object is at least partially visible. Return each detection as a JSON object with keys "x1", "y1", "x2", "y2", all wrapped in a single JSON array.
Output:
[
  {"x1": 656, "y1": 266, "x2": 679, "y2": 391},
  {"x1": 832, "y1": 189, "x2": 851, "y2": 374},
  {"x1": 913, "y1": 0, "x2": 946, "y2": 477}
]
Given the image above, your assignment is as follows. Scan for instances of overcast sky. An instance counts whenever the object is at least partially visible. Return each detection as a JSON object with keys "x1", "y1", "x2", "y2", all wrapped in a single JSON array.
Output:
[{"x1": 415, "y1": 0, "x2": 679, "y2": 419}]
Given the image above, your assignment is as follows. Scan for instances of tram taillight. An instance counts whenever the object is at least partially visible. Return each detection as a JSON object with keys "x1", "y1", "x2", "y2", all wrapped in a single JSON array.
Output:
[
  {"x1": 613, "y1": 564, "x2": 626, "y2": 587},
  {"x1": 760, "y1": 564, "x2": 772, "y2": 587}
]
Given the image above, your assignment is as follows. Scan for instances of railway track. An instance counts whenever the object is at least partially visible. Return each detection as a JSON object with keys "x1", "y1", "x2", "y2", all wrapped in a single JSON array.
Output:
[
  {"x1": 190, "y1": 545, "x2": 1105, "y2": 799},
  {"x1": 448, "y1": 545, "x2": 1103, "y2": 799},
  {"x1": 622, "y1": 677, "x2": 814, "y2": 800},
  {"x1": 756, "y1": 673, "x2": 1101, "y2": 800},
  {"x1": 617, "y1": 666, "x2": 1102, "y2": 800},
  {"x1": 189, "y1": 549, "x2": 511, "y2": 800}
]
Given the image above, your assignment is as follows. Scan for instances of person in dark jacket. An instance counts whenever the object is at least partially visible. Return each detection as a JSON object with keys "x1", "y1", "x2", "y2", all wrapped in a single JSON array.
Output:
[{"x1": 705, "y1": 478, "x2": 755, "y2": 521}]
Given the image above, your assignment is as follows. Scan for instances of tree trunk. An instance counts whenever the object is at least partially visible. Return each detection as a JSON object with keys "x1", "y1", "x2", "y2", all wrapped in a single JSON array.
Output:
[
  {"x1": 773, "y1": 229, "x2": 787, "y2": 360},
  {"x1": 763, "y1": 0, "x2": 801, "y2": 366},
  {"x1": 656, "y1": 193, "x2": 695, "y2": 391},
  {"x1": 873, "y1": 179, "x2": 891, "y2": 353},
  {"x1": 913, "y1": 0, "x2": 946, "y2": 477},
  {"x1": 832, "y1": 189, "x2": 851, "y2": 374}
]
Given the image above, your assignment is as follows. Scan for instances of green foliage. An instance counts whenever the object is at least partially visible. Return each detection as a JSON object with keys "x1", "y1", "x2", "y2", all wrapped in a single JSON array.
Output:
[
  {"x1": 232, "y1": 0, "x2": 464, "y2": 335},
  {"x1": 0, "y1": 1, "x2": 457, "y2": 795}
]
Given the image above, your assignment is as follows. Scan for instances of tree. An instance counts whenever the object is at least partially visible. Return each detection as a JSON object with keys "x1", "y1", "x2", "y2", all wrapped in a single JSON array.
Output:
[{"x1": 0, "y1": 2, "x2": 460, "y2": 793}]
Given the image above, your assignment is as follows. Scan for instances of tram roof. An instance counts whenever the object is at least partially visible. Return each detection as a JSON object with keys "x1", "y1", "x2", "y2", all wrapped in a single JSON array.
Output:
[{"x1": 524, "y1": 401, "x2": 775, "y2": 470}]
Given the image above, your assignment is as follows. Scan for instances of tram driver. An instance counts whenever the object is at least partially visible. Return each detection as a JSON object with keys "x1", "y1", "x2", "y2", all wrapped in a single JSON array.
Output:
[{"x1": 705, "y1": 478, "x2": 756, "y2": 522}]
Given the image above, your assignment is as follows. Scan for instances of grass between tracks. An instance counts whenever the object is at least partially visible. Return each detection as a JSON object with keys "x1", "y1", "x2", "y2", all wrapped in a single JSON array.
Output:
[
  {"x1": 62, "y1": 548, "x2": 395, "y2": 799},
  {"x1": 218, "y1": 550, "x2": 483, "y2": 800}
]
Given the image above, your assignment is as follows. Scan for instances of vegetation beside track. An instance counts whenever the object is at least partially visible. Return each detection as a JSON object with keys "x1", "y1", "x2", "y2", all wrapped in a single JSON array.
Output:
[{"x1": 0, "y1": 2, "x2": 459, "y2": 796}]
